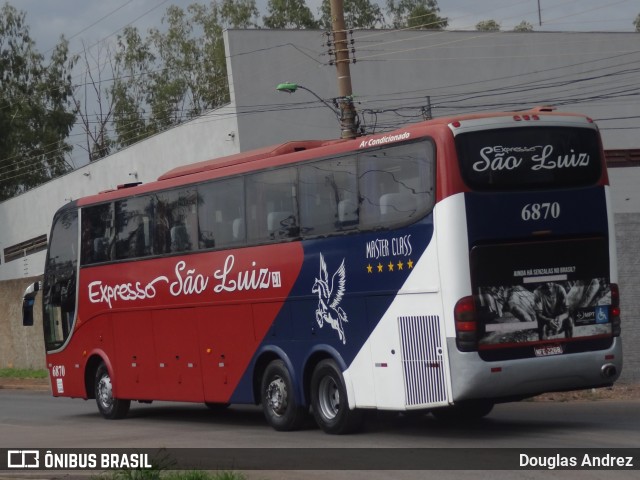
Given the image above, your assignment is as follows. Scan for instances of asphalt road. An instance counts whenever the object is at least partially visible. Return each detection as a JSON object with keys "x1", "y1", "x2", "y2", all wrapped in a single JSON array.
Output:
[{"x1": 1, "y1": 390, "x2": 639, "y2": 479}]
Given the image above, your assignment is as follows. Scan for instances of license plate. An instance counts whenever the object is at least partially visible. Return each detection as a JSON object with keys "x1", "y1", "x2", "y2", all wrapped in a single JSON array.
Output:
[{"x1": 534, "y1": 344, "x2": 564, "y2": 357}]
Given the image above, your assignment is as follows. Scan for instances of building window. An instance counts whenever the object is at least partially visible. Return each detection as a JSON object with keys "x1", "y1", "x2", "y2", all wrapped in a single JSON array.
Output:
[{"x1": 3, "y1": 234, "x2": 48, "y2": 263}]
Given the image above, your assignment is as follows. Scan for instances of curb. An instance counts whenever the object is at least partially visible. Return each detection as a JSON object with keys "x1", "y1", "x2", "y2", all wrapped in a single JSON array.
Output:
[{"x1": 0, "y1": 378, "x2": 50, "y2": 392}]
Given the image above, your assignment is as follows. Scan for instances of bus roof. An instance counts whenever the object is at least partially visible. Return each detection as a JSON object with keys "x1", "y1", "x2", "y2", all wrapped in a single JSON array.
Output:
[
  {"x1": 77, "y1": 107, "x2": 594, "y2": 206},
  {"x1": 160, "y1": 106, "x2": 593, "y2": 180},
  {"x1": 158, "y1": 140, "x2": 342, "y2": 181}
]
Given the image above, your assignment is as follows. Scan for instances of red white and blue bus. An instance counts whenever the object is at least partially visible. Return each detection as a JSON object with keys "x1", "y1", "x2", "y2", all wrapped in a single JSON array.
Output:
[{"x1": 23, "y1": 107, "x2": 622, "y2": 433}]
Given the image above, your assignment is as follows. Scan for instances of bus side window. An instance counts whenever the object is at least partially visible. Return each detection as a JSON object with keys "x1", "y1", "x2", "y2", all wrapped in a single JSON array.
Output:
[
  {"x1": 155, "y1": 188, "x2": 198, "y2": 254},
  {"x1": 359, "y1": 141, "x2": 435, "y2": 229},
  {"x1": 197, "y1": 177, "x2": 245, "y2": 249},
  {"x1": 81, "y1": 203, "x2": 114, "y2": 265},
  {"x1": 115, "y1": 196, "x2": 154, "y2": 259},
  {"x1": 247, "y1": 167, "x2": 298, "y2": 242},
  {"x1": 299, "y1": 157, "x2": 357, "y2": 235}
]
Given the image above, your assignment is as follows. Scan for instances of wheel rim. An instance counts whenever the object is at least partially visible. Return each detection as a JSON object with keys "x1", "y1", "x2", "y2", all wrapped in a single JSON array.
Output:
[
  {"x1": 97, "y1": 373, "x2": 114, "y2": 411},
  {"x1": 317, "y1": 376, "x2": 340, "y2": 420},
  {"x1": 266, "y1": 376, "x2": 288, "y2": 417}
]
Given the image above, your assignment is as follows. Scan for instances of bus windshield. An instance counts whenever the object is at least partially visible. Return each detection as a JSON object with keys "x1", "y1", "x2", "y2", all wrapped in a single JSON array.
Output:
[
  {"x1": 43, "y1": 208, "x2": 78, "y2": 351},
  {"x1": 455, "y1": 126, "x2": 602, "y2": 190}
]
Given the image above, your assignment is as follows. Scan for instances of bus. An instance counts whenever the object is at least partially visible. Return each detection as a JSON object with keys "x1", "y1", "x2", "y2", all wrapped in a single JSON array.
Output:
[{"x1": 23, "y1": 106, "x2": 622, "y2": 434}]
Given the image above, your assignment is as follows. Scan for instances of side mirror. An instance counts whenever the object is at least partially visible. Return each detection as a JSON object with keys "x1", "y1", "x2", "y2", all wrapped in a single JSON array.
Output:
[{"x1": 22, "y1": 281, "x2": 41, "y2": 327}]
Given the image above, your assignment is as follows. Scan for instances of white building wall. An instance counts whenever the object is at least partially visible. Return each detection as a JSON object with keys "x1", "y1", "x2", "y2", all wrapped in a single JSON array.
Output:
[
  {"x1": 225, "y1": 30, "x2": 640, "y2": 151},
  {"x1": 0, "y1": 105, "x2": 240, "y2": 280},
  {"x1": 609, "y1": 168, "x2": 640, "y2": 214}
]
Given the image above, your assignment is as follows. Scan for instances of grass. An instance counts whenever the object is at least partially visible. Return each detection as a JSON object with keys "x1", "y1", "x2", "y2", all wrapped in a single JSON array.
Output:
[{"x1": 0, "y1": 367, "x2": 48, "y2": 378}]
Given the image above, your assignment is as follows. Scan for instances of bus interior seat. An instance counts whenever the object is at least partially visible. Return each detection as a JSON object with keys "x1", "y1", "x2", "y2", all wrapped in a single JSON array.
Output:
[
  {"x1": 232, "y1": 218, "x2": 245, "y2": 241},
  {"x1": 267, "y1": 211, "x2": 294, "y2": 235},
  {"x1": 338, "y1": 199, "x2": 358, "y2": 226},
  {"x1": 379, "y1": 193, "x2": 417, "y2": 218}
]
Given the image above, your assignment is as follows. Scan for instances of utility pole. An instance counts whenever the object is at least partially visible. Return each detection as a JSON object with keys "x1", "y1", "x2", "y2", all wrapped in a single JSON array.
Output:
[
  {"x1": 329, "y1": 0, "x2": 358, "y2": 139},
  {"x1": 538, "y1": 0, "x2": 542, "y2": 26}
]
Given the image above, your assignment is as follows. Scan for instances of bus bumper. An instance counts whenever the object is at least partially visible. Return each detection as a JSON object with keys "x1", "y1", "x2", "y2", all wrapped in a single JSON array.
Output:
[{"x1": 446, "y1": 337, "x2": 623, "y2": 402}]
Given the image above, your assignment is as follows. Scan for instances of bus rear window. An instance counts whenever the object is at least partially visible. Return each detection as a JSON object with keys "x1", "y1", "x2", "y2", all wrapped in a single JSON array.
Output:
[{"x1": 455, "y1": 127, "x2": 602, "y2": 190}]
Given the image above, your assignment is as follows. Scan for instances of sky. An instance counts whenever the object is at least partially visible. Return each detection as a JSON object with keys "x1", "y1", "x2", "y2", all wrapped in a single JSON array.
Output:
[{"x1": 14, "y1": 0, "x2": 640, "y2": 56}]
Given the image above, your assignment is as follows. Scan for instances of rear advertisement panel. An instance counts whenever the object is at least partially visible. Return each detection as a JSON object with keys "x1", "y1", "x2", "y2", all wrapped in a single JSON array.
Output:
[{"x1": 470, "y1": 237, "x2": 612, "y2": 354}]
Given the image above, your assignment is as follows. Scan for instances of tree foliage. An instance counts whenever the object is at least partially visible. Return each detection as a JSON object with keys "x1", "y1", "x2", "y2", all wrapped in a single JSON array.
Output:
[
  {"x1": 476, "y1": 19, "x2": 501, "y2": 31},
  {"x1": 634, "y1": 13, "x2": 640, "y2": 32},
  {"x1": 319, "y1": 0, "x2": 385, "y2": 29},
  {"x1": 110, "y1": 1, "x2": 258, "y2": 149},
  {"x1": 263, "y1": 0, "x2": 319, "y2": 29},
  {"x1": 513, "y1": 20, "x2": 533, "y2": 32},
  {"x1": 0, "y1": 3, "x2": 76, "y2": 201},
  {"x1": 386, "y1": 0, "x2": 448, "y2": 29}
]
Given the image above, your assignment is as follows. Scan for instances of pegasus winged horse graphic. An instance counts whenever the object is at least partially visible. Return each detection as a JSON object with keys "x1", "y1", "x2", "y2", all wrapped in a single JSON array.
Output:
[{"x1": 312, "y1": 253, "x2": 348, "y2": 344}]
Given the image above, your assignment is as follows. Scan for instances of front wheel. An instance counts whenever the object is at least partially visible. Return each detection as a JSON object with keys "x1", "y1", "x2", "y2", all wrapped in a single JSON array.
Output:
[
  {"x1": 310, "y1": 359, "x2": 364, "y2": 434},
  {"x1": 260, "y1": 360, "x2": 307, "y2": 431},
  {"x1": 94, "y1": 363, "x2": 130, "y2": 419}
]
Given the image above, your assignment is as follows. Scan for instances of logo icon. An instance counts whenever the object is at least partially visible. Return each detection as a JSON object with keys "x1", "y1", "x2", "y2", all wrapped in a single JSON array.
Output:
[
  {"x1": 7, "y1": 450, "x2": 39, "y2": 469},
  {"x1": 312, "y1": 253, "x2": 348, "y2": 344},
  {"x1": 595, "y1": 306, "x2": 609, "y2": 324}
]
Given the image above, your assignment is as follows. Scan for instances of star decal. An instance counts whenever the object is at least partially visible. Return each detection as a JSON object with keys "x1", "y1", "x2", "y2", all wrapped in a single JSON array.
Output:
[{"x1": 366, "y1": 258, "x2": 415, "y2": 273}]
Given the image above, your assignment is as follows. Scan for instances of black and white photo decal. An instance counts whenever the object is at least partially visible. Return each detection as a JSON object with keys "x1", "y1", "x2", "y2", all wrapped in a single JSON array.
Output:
[
  {"x1": 312, "y1": 253, "x2": 348, "y2": 344},
  {"x1": 470, "y1": 237, "x2": 612, "y2": 348},
  {"x1": 478, "y1": 278, "x2": 611, "y2": 346}
]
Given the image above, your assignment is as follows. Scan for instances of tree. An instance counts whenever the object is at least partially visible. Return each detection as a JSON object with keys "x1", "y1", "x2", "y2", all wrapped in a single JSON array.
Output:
[
  {"x1": 319, "y1": 0, "x2": 385, "y2": 29},
  {"x1": 109, "y1": 1, "x2": 255, "y2": 149},
  {"x1": 476, "y1": 19, "x2": 501, "y2": 31},
  {"x1": 73, "y1": 42, "x2": 116, "y2": 161},
  {"x1": 219, "y1": 0, "x2": 259, "y2": 28},
  {"x1": 386, "y1": 0, "x2": 448, "y2": 30},
  {"x1": 263, "y1": 0, "x2": 319, "y2": 29},
  {"x1": 634, "y1": 13, "x2": 640, "y2": 32},
  {"x1": 110, "y1": 26, "x2": 156, "y2": 148},
  {"x1": 513, "y1": 20, "x2": 533, "y2": 32},
  {"x1": 0, "y1": 3, "x2": 76, "y2": 201}
]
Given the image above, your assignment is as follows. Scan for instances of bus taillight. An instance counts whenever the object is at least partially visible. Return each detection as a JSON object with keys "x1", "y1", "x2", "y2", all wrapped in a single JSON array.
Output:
[
  {"x1": 455, "y1": 296, "x2": 478, "y2": 352},
  {"x1": 610, "y1": 283, "x2": 621, "y2": 337}
]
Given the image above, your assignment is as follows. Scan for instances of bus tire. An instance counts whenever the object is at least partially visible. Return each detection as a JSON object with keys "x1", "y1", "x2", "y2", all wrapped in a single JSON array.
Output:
[
  {"x1": 431, "y1": 400, "x2": 493, "y2": 423},
  {"x1": 260, "y1": 360, "x2": 307, "y2": 431},
  {"x1": 94, "y1": 363, "x2": 130, "y2": 420},
  {"x1": 310, "y1": 359, "x2": 364, "y2": 434}
]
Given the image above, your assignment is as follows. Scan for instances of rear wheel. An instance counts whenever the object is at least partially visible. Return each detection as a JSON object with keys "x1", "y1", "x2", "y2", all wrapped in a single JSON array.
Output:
[
  {"x1": 310, "y1": 359, "x2": 364, "y2": 434},
  {"x1": 260, "y1": 360, "x2": 307, "y2": 431},
  {"x1": 431, "y1": 400, "x2": 494, "y2": 423},
  {"x1": 94, "y1": 363, "x2": 130, "y2": 419}
]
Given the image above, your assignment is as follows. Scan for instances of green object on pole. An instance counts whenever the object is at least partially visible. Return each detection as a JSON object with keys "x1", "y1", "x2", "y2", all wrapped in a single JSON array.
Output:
[{"x1": 276, "y1": 82, "x2": 298, "y2": 93}]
